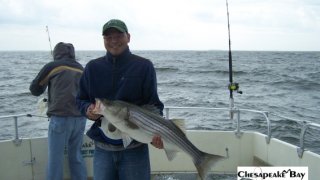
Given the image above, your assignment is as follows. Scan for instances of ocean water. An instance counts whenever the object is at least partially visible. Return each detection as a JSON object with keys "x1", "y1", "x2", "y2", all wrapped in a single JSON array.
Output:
[{"x1": 0, "y1": 51, "x2": 319, "y2": 161}]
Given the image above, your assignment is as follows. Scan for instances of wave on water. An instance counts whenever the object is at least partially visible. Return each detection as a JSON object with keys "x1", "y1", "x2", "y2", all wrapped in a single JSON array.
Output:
[{"x1": 155, "y1": 67, "x2": 179, "y2": 72}]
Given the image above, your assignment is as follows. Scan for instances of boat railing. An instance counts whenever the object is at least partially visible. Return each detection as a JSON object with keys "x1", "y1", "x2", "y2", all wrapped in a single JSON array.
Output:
[
  {"x1": 165, "y1": 106, "x2": 270, "y2": 139},
  {"x1": 297, "y1": 122, "x2": 320, "y2": 158},
  {"x1": 1, "y1": 106, "x2": 319, "y2": 157},
  {"x1": 0, "y1": 113, "x2": 47, "y2": 146},
  {"x1": 164, "y1": 106, "x2": 320, "y2": 157}
]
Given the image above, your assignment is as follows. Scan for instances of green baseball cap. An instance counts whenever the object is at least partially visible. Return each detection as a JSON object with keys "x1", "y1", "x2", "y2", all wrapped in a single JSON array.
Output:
[{"x1": 102, "y1": 19, "x2": 128, "y2": 35}]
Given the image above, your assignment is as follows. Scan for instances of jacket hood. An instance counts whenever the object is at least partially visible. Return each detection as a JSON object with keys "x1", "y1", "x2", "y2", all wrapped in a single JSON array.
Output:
[{"x1": 53, "y1": 42, "x2": 75, "y2": 61}]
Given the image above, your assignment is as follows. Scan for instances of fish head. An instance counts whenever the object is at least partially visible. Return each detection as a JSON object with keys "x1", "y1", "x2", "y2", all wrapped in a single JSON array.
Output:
[{"x1": 94, "y1": 99, "x2": 128, "y2": 121}]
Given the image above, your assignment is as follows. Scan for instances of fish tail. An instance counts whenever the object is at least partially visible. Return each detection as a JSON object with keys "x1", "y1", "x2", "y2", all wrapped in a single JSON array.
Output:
[{"x1": 194, "y1": 152, "x2": 225, "y2": 180}]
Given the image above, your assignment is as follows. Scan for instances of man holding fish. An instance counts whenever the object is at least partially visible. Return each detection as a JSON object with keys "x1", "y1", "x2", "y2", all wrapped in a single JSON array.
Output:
[{"x1": 76, "y1": 19, "x2": 164, "y2": 180}]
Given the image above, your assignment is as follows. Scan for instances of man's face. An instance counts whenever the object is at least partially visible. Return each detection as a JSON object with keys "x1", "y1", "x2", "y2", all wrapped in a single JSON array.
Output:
[{"x1": 103, "y1": 28, "x2": 130, "y2": 56}]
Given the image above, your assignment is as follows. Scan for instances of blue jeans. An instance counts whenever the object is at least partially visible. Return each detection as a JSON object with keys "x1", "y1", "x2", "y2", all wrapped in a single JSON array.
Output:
[
  {"x1": 93, "y1": 144, "x2": 150, "y2": 180},
  {"x1": 47, "y1": 116, "x2": 87, "y2": 180}
]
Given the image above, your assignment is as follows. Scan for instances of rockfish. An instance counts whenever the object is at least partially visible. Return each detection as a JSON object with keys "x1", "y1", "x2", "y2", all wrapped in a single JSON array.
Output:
[{"x1": 94, "y1": 99, "x2": 226, "y2": 180}]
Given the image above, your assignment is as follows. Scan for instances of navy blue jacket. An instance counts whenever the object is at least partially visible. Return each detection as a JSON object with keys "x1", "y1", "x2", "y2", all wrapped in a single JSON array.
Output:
[{"x1": 76, "y1": 48, "x2": 164, "y2": 145}]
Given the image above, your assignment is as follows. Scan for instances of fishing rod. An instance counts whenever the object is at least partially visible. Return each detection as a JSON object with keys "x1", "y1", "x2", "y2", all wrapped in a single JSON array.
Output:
[
  {"x1": 39, "y1": 25, "x2": 53, "y2": 109},
  {"x1": 225, "y1": 0, "x2": 242, "y2": 120},
  {"x1": 46, "y1": 25, "x2": 53, "y2": 56}
]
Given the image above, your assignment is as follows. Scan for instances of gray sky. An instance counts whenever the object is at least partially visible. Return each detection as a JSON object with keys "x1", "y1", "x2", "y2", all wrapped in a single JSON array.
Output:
[{"x1": 0, "y1": 0, "x2": 319, "y2": 51}]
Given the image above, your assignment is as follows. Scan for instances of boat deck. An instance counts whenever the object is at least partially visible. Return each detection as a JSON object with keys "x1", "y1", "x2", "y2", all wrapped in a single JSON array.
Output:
[
  {"x1": 1, "y1": 130, "x2": 320, "y2": 179},
  {"x1": 1, "y1": 107, "x2": 319, "y2": 179}
]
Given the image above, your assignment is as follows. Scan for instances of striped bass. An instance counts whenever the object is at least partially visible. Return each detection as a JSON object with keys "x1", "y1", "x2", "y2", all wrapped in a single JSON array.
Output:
[{"x1": 93, "y1": 99, "x2": 227, "y2": 180}]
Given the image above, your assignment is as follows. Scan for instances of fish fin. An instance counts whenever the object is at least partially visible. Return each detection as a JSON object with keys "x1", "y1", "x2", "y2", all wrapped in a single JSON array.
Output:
[
  {"x1": 171, "y1": 118, "x2": 186, "y2": 134},
  {"x1": 125, "y1": 117, "x2": 140, "y2": 129},
  {"x1": 121, "y1": 133, "x2": 133, "y2": 148},
  {"x1": 194, "y1": 152, "x2": 226, "y2": 180},
  {"x1": 164, "y1": 149, "x2": 179, "y2": 161}
]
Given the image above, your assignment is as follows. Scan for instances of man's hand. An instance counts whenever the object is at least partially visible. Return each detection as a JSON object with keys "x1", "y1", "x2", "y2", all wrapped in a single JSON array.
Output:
[
  {"x1": 151, "y1": 135, "x2": 164, "y2": 149},
  {"x1": 86, "y1": 104, "x2": 101, "y2": 120}
]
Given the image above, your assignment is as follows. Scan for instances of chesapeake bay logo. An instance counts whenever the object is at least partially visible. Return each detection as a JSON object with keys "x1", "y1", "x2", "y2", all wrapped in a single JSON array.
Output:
[{"x1": 237, "y1": 166, "x2": 308, "y2": 180}]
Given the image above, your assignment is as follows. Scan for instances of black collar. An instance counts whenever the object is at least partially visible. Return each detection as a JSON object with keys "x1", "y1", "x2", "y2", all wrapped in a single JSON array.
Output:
[{"x1": 106, "y1": 47, "x2": 131, "y2": 66}]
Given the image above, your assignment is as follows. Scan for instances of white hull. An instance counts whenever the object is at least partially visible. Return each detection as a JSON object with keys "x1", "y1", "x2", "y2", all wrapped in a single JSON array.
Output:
[{"x1": 1, "y1": 130, "x2": 319, "y2": 180}]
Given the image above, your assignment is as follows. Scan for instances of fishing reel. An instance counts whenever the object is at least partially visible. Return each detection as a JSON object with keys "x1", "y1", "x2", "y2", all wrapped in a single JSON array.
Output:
[
  {"x1": 228, "y1": 82, "x2": 242, "y2": 121},
  {"x1": 228, "y1": 83, "x2": 242, "y2": 94}
]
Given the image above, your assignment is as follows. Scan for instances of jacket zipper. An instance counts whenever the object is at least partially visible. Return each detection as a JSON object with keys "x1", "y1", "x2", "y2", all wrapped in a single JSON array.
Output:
[{"x1": 112, "y1": 57, "x2": 116, "y2": 97}]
